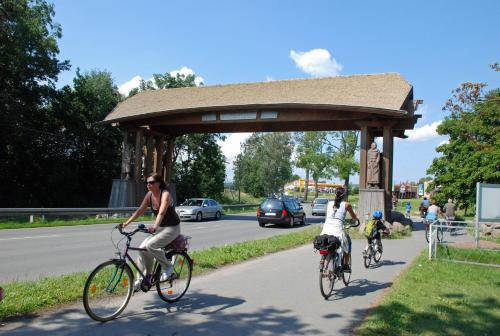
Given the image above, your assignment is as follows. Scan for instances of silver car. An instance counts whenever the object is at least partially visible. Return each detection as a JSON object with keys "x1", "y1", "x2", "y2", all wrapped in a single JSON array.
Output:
[
  {"x1": 176, "y1": 198, "x2": 224, "y2": 221},
  {"x1": 311, "y1": 198, "x2": 329, "y2": 216}
]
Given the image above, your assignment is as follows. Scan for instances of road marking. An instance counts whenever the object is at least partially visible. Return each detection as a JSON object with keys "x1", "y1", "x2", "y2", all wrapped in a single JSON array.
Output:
[
  {"x1": 0, "y1": 234, "x2": 62, "y2": 241},
  {"x1": 191, "y1": 226, "x2": 209, "y2": 230}
]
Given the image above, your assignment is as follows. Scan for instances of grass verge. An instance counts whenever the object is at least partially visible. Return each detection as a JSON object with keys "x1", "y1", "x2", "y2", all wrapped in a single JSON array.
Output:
[
  {"x1": 0, "y1": 225, "x2": 321, "y2": 321},
  {"x1": 355, "y1": 251, "x2": 500, "y2": 336},
  {"x1": 0, "y1": 216, "x2": 154, "y2": 230}
]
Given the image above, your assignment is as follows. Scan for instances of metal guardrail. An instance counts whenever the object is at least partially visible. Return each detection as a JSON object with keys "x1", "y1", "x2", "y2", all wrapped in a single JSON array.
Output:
[{"x1": 0, "y1": 204, "x2": 259, "y2": 217}]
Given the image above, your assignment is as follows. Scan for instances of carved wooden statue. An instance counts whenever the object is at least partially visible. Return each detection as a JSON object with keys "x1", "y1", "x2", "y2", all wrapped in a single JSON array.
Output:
[{"x1": 367, "y1": 142, "x2": 380, "y2": 188}]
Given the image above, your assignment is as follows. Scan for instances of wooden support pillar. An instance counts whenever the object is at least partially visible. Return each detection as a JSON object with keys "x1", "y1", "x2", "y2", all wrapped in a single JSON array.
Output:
[
  {"x1": 121, "y1": 130, "x2": 131, "y2": 180},
  {"x1": 134, "y1": 128, "x2": 144, "y2": 182},
  {"x1": 359, "y1": 126, "x2": 368, "y2": 189},
  {"x1": 154, "y1": 136, "x2": 164, "y2": 174},
  {"x1": 383, "y1": 125, "x2": 394, "y2": 220},
  {"x1": 144, "y1": 133, "x2": 154, "y2": 176},
  {"x1": 163, "y1": 136, "x2": 175, "y2": 183}
]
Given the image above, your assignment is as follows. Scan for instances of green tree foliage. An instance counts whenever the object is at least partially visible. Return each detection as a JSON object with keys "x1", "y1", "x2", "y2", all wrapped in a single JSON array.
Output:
[
  {"x1": 326, "y1": 131, "x2": 359, "y2": 197},
  {"x1": 0, "y1": 0, "x2": 70, "y2": 206},
  {"x1": 132, "y1": 72, "x2": 225, "y2": 202},
  {"x1": 295, "y1": 132, "x2": 332, "y2": 199},
  {"x1": 427, "y1": 81, "x2": 500, "y2": 213},
  {"x1": 48, "y1": 70, "x2": 123, "y2": 206},
  {"x1": 172, "y1": 133, "x2": 226, "y2": 202},
  {"x1": 234, "y1": 133, "x2": 293, "y2": 197}
]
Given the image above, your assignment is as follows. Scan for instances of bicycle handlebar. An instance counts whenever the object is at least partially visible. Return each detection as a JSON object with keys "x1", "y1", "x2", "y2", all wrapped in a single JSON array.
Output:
[
  {"x1": 344, "y1": 218, "x2": 360, "y2": 229},
  {"x1": 116, "y1": 223, "x2": 149, "y2": 237}
]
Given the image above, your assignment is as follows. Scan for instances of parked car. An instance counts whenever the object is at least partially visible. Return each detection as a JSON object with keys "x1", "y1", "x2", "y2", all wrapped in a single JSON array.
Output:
[
  {"x1": 176, "y1": 198, "x2": 223, "y2": 221},
  {"x1": 311, "y1": 197, "x2": 329, "y2": 216},
  {"x1": 257, "y1": 197, "x2": 306, "y2": 228}
]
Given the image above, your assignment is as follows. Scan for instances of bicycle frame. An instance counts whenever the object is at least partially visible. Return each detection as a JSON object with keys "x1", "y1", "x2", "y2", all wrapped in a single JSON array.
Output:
[{"x1": 115, "y1": 230, "x2": 163, "y2": 285}]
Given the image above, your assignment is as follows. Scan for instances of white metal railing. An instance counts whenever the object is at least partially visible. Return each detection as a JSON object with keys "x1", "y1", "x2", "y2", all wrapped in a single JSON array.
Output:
[{"x1": 428, "y1": 219, "x2": 499, "y2": 267}]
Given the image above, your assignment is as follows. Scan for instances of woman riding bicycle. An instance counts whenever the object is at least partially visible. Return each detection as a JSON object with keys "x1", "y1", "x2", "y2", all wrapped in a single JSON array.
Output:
[
  {"x1": 320, "y1": 187, "x2": 358, "y2": 271},
  {"x1": 121, "y1": 173, "x2": 181, "y2": 290}
]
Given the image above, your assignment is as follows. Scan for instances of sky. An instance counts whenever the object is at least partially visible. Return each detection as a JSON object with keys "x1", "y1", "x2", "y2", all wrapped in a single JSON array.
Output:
[{"x1": 51, "y1": 0, "x2": 500, "y2": 184}]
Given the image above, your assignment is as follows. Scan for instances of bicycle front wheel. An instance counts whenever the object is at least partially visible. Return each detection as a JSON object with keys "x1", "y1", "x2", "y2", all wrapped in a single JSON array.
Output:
[
  {"x1": 83, "y1": 260, "x2": 133, "y2": 322},
  {"x1": 319, "y1": 255, "x2": 336, "y2": 299},
  {"x1": 342, "y1": 255, "x2": 351, "y2": 286},
  {"x1": 157, "y1": 251, "x2": 193, "y2": 303}
]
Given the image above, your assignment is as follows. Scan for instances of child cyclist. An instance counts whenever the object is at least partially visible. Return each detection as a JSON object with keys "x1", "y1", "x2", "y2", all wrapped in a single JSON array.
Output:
[
  {"x1": 405, "y1": 201, "x2": 412, "y2": 218},
  {"x1": 364, "y1": 211, "x2": 389, "y2": 254}
]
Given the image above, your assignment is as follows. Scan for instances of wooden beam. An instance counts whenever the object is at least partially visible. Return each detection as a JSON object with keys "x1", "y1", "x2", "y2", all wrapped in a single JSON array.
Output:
[
  {"x1": 383, "y1": 125, "x2": 394, "y2": 220},
  {"x1": 154, "y1": 136, "x2": 164, "y2": 174},
  {"x1": 359, "y1": 126, "x2": 368, "y2": 189},
  {"x1": 134, "y1": 128, "x2": 144, "y2": 182},
  {"x1": 163, "y1": 136, "x2": 175, "y2": 183},
  {"x1": 144, "y1": 134, "x2": 154, "y2": 176}
]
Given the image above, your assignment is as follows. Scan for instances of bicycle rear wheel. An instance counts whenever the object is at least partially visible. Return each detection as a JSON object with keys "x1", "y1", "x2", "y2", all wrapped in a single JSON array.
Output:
[
  {"x1": 83, "y1": 260, "x2": 133, "y2": 322},
  {"x1": 319, "y1": 254, "x2": 336, "y2": 299},
  {"x1": 156, "y1": 251, "x2": 192, "y2": 302}
]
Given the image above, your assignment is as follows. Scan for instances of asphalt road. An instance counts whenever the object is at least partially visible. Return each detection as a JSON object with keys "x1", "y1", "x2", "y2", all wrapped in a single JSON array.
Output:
[
  {"x1": 1, "y1": 221, "x2": 428, "y2": 335},
  {"x1": 0, "y1": 205, "x2": 323, "y2": 283}
]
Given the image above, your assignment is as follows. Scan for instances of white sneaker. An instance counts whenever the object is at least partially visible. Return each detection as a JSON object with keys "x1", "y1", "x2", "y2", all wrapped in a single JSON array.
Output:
[
  {"x1": 133, "y1": 277, "x2": 143, "y2": 292},
  {"x1": 160, "y1": 266, "x2": 173, "y2": 281}
]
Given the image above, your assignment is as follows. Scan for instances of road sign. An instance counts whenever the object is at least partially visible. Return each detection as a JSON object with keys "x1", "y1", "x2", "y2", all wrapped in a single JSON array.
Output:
[{"x1": 418, "y1": 184, "x2": 424, "y2": 196}]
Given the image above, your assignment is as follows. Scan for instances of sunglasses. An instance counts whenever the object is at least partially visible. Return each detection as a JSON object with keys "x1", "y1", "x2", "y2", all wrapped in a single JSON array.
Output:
[{"x1": 146, "y1": 180, "x2": 157, "y2": 184}]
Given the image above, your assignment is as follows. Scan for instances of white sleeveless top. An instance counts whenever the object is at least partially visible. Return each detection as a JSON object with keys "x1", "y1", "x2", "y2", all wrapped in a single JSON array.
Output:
[{"x1": 320, "y1": 201, "x2": 346, "y2": 236}]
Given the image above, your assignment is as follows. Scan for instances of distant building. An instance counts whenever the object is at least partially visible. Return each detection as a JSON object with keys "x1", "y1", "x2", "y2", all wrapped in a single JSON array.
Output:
[
  {"x1": 284, "y1": 179, "x2": 342, "y2": 193},
  {"x1": 393, "y1": 182, "x2": 417, "y2": 199}
]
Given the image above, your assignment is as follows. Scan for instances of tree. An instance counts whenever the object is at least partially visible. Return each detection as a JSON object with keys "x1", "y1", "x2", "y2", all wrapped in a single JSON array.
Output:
[
  {"x1": 294, "y1": 132, "x2": 329, "y2": 200},
  {"x1": 0, "y1": 0, "x2": 70, "y2": 206},
  {"x1": 235, "y1": 133, "x2": 293, "y2": 197},
  {"x1": 326, "y1": 131, "x2": 359, "y2": 199},
  {"x1": 48, "y1": 70, "x2": 123, "y2": 206},
  {"x1": 427, "y1": 78, "x2": 500, "y2": 214}
]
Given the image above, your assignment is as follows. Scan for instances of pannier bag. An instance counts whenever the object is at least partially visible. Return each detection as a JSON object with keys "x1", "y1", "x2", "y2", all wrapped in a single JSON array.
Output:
[{"x1": 313, "y1": 234, "x2": 340, "y2": 251}]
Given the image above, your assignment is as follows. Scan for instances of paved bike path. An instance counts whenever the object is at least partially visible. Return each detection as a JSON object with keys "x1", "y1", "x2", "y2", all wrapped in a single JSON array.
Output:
[{"x1": 1, "y1": 226, "x2": 427, "y2": 335}]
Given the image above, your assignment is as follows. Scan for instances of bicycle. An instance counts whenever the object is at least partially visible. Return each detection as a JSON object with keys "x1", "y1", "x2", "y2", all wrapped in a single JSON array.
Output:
[
  {"x1": 424, "y1": 218, "x2": 443, "y2": 243},
  {"x1": 316, "y1": 219, "x2": 359, "y2": 299},
  {"x1": 83, "y1": 224, "x2": 193, "y2": 322},
  {"x1": 363, "y1": 230, "x2": 388, "y2": 268}
]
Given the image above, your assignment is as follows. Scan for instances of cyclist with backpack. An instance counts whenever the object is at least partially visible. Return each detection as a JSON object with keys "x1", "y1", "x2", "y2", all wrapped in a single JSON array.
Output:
[
  {"x1": 364, "y1": 211, "x2": 388, "y2": 254},
  {"x1": 320, "y1": 187, "x2": 359, "y2": 271}
]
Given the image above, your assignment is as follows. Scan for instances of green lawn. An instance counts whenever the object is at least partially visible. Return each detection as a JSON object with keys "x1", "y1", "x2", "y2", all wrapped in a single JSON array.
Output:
[{"x1": 355, "y1": 251, "x2": 500, "y2": 336}]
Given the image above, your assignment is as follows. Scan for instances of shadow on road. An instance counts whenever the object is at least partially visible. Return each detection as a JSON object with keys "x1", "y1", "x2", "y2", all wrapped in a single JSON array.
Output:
[
  {"x1": 327, "y1": 278, "x2": 393, "y2": 302},
  {"x1": 4, "y1": 291, "x2": 323, "y2": 336},
  {"x1": 368, "y1": 259, "x2": 407, "y2": 269}
]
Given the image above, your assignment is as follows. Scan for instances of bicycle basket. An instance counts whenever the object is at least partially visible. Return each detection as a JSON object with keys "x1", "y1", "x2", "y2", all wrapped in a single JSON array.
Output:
[{"x1": 167, "y1": 234, "x2": 192, "y2": 251}]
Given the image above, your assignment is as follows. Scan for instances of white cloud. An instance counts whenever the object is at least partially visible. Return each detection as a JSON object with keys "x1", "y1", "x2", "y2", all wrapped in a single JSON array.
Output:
[
  {"x1": 218, "y1": 133, "x2": 252, "y2": 160},
  {"x1": 218, "y1": 133, "x2": 252, "y2": 181},
  {"x1": 169, "y1": 66, "x2": 204, "y2": 86},
  {"x1": 438, "y1": 139, "x2": 449, "y2": 146},
  {"x1": 415, "y1": 104, "x2": 429, "y2": 121},
  {"x1": 290, "y1": 48, "x2": 343, "y2": 77},
  {"x1": 118, "y1": 75, "x2": 143, "y2": 96},
  {"x1": 265, "y1": 76, "x2": 275, "y2": 82},
  {"x1": 118, "y1": 66, "x2": 204, "y2": 97},
  {"x1": 405, "y1": 121, "x2": 442, "y2": 141}
]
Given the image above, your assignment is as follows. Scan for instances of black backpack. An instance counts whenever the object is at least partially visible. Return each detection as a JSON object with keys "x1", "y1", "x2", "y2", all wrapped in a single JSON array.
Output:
[{"x1": 313, "y1": 234, "x2": 340, "y2": 251}]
